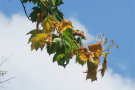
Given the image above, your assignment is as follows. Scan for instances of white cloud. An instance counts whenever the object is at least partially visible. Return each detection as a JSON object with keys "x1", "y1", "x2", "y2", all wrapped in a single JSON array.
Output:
[{"x1": 0, "y1": 12, "x2": 135, "y2": 90}]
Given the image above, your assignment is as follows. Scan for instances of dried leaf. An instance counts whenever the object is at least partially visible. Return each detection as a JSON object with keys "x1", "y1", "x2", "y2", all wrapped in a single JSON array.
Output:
[
  {"x1": 100, "y1": 52, "x2": 109, "y2": 77},
  {"x1": 56, "y1": 19, "x2": 74, "y2": 32},
  {"x1": 88, "y1": 41, "x2": 102, "y2": 57},
  {"x1": 73, "y1": 30, "x2": 87, "y2": 39},
  {"x1": 84, "y1": 59, "x2": 100, "y2": 82}
]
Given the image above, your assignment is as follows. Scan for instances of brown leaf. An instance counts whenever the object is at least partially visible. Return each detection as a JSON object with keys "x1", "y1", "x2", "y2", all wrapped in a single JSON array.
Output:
[
  {"x1": 73, "y1": 30, "x2": 87, "y2": 39},
  {"x1": 84, "y1": 59, "x2": 100, "y2": 82},
  {"x1": 78, "y1": 47, "x2": 92, "y2": 61},
  {"x1": 88, "y1": 41, "x2": 103, "y2": 57},
  {"x1": 56, "y1": 19, "x2": 74, "y2": 32},
  {"x1": 100, "y1": 52, "x2": 109, "y2": 77}
]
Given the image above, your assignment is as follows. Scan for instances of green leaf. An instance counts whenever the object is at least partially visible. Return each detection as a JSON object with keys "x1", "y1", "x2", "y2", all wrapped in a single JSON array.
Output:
[
  {"x1": 53, "y1": 53, "x2": 69, "y2": 67},
  {"x1": 29, "y1": 7, "x2": 41, "y2": 22},
  {"x1": 55, "y1": 0, "x2": 64, "y2": 6},
  {"x1": 46, "y1": 42, "x2": 57, "y2": 55},
  {"x1": 51, "y1": 7, "x2": 64, "y2": 21},
  {"x1": 52, "y1": 38, "x2": 63, "y2": 51}
]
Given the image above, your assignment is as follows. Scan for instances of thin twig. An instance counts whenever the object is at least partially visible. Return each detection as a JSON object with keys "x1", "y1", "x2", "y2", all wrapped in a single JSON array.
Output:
[
  {"x1": 39, "y1": 0, "x2": 48, "y2": 12},
  {"x1": 20, "y1": 0, "x2": 31, "y2": 21},
  {"x1": 0, "y1": 77, "x2": 15, "y2": 84}
]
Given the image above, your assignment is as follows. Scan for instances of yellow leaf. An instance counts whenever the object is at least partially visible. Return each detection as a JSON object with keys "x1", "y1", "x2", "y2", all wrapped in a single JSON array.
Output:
[
  {"x1": 79, "y1": 53, "x2": 88, "y2": 61},
  {"x1": 30, "y1": 33, "x2": 49, "y2": 51},
  {"x1": 42, "y1": 15, "x2": 58, "y2": 33},
  {"x1": 56, "y1": 19, "x2": 74, "y2": 32}
]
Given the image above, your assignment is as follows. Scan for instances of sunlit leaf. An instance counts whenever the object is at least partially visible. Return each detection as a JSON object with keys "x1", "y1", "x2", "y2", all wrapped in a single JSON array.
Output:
[
  {"x1": 88, "y1": 41, "x2": 102, "y2": 57},
  {"x1": 27, "y1": 29, "x2": 43, "y2": 43},
  {"x1": 42, "y1": 15, "x2": 58, "y2": 33},
  {"x1": 30, "y1": 33, "x2": 49, "y2": 51},
  {"x1": 56, "y1": 19, "x2": 74, "y2": 32}
]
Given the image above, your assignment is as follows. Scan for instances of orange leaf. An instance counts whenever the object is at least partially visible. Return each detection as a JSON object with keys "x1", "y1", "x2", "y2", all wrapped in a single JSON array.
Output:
[
  {"x1": 56, "y1": 19, "x2": 74, "y2": 32},
  {"x1": 79, "y1": 53, "x2": 88, "y2": 61},
  {"x1": 88, "y1": 41, "x2": 102, "y2": 57}
]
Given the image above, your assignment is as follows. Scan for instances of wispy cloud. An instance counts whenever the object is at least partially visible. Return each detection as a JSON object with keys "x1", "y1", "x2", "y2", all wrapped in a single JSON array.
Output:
[{"x1": 0, "y1": 12, "x2": 135, "y2": 90}]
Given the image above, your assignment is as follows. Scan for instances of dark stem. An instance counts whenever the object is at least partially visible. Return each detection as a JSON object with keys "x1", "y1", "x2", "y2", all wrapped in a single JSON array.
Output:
[{"x1": 20, "y1": 0, "x2": 31, "y2": 21}]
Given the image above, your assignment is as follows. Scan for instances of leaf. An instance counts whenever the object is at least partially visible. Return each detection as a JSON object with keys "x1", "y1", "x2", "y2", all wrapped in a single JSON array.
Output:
[
  {"x1": 73, "y1": 30, "x2": 87, "y2": 39},
  {"x1": 56, "y1": 19, "x2": 74, "y2": 32},
  {"x1": 29, "y1": 7, "x2": 41, "y2": 22},
  {"x1": 27, "y1": 29, "x2": 43, "y2": 43},
  {"x1": 76, "y1": 54, "x2": 86, "y2": 66},
  {"x1": 62, "y1": 28, "x2": 74, "y2": 40},
  {"x1": 55, "y1": 0, "x2": 64, "y2": 6},
  {"x1": 88, "y1": 41, "x2": 103, "y2": 57},
  {"x1": 84, "y1": 59, "x2": 100, "y2": 82},
  {"x1": 42, "y1": 15, "x2": 58, "y2": 33},
  {"x1": 30, "y1": 33, "x2": 49, "y2": 51},
  {"x1": 52, "y1": 38, "x2": 63, "y2": 51},
  {"x1": 79, "y1": 53, "x2": 88, "y2": 61},
  {"x1": 53, "y1": 53, "x2": 69, "y2": 67},
  {"x1": 100, "y1": 52, "x2": 109, "y2": 77}
]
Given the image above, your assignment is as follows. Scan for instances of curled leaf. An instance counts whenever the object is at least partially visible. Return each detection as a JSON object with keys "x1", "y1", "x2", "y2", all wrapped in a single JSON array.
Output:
[
  {"x1": 56, "y1": 19, "x2": 74, "y2": 32},
  {"x1": 84, "y1": 59, "x2": 100, "y2": 82},
  {"x1": 88, "y1": 41, "x2": 102, "y2": 57},
  {"x1": 73, "y1": 30, "x2": 87, "y2": 39},
  {"x1": 100, "y1": 52, "x2": 109, "y2": 77}
]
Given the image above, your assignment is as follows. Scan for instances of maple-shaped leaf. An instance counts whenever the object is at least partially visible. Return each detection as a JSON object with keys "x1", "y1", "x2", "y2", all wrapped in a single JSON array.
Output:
[
  {"x1": 30, "y1": 33, "x2": 49, "y2": 51},
  {"x1": 27, "y1": 29, "x2": 43, "y2": 43},
  {"x1": 42, "y1": 15, "x2": 58, "y2": 33},
  {"x1": 100, "y1": 52, "x2": 109, "y2": 77},
  {"x1": 84, "y1": 59, "x2": 100, "y2": 82},
  {"x1": 56, "y1": 19, "x2": 74, "y2": 32}
]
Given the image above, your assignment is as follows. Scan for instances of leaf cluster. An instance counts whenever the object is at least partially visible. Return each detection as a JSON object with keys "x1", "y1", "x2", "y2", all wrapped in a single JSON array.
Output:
[{"x1": 21, "y1": 0, "x2": 118, "y2": 82}]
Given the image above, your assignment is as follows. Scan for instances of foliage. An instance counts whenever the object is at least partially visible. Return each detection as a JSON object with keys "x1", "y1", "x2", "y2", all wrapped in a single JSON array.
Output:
[{"x1": 21, "y1": 0, "x2": 118, "y2": 82}]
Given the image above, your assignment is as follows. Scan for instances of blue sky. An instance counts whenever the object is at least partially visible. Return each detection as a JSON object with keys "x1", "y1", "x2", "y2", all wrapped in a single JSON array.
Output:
[{"x1": 0, "y1": 0, "x2": 135, "y2": 89}]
